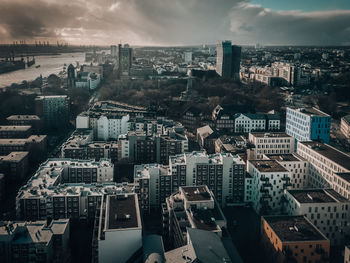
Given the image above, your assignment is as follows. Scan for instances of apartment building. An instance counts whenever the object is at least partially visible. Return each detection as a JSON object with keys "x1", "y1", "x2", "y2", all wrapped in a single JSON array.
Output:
[
  {"x1": 61, "y1": 129, "x2": 118, "y2": 162},
  {"x1": 246, "y1": 160, "x2": 292, "y2": 215},
  {"x1": 0, "y1": 219, "x2": 70, "y2": 263},
  {"x1": 164, "y1": 227, "x2": 243, "y2": 263},
  {"x1": 263, "y1": 153, "x2": 309, "y2": 189},
  {"x1": 93, "y1": 194, "x2": 142, "y2": 263},
  {"x1": 182, "y1": 106, "x2": 203, "y2": 132},
  {"x1": 297, "y1": 141, "x2": 350, "y2": 195},
  {"x1": 261, "y1": 215, "x2": 330, "y2": 263},
  {"x1": 7, "y1": 115, "x2": 43, "y2": 132},
  {"x1": 163, "y1": 186, "x2": 227, "y2": 248},
  {"x1": 0, "y1": 151, "x2": 29, "y2": 181},
  {"x1": 134, "y1": 152, "x2": 246, "y2": 213},
  {"x1": 284, "y1": 189, "x2": 350, "y2": 246},
  {"x1": 35, "y1": 95, "x2": 69, "y2": 129},
  {"x1": 15, "y1": 159, "x2": 130, "y2": 220},
  {"x1": 248, "y1": 132, "x2": 294, "y2": 159},
  {"x1": 118, "y1": 129, "x2": 188, "y2": 165},
  {"x1": 76, "y1": 112, "x2": 129, "y2": 141},
  {"x1": 286, "y1": 107, "x2": 331, "y2": 145},
  {"x1": 0, "y1": 125, "x2": 32, "y2": 138},
  {"x1": 0, "y1": 135, "x2": 47, "y2": 162}
]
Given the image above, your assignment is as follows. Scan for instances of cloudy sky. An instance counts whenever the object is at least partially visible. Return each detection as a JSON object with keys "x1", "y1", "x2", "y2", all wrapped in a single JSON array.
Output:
[{"x1": 0, "y1": 0, "x2": 349, "y2": 46}]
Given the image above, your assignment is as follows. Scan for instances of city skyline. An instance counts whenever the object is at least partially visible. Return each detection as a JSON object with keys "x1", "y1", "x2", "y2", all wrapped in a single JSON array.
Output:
[{"x1": 0, "y1": 0, "x2": 349, "y2": 46}]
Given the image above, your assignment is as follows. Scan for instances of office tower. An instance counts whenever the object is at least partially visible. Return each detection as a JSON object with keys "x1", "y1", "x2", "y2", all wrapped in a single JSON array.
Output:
[
  {"x1": 286, "y1": 107, "x2": 331, "y2": 144},
  {"x1": 118, "y1": 44, "x2": 133, "y2": 76},
  {"x1": 216, "y1": 41, "x2": 241, "y2": 80},
  {"x1": 67, "y1": 64, "x2": 75, "y2": 88},
  {"x1": 110, "y1": 45, "x2": 117, "y2": 57}
]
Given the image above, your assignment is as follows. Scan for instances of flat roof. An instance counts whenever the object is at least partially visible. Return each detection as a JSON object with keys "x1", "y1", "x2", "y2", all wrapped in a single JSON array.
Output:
[
  {"x1": 107, "y1": 194, "x2": 140, "y2": 230},
  {"x1": 299, "y1": 141, "x2": 350, "y2": 171},
  {"x1": 265, "y1": 154, "x2": 303, "y2": 162},
  {"x1": 250, "y1": 132, "x2": 291, "y2": 138},
  {"x1": 290, "y1": 107, "x2": 329, "y2": 117},
  {"x1": 250, "y1": 160, "x2": 288, "y2": 173},
  {"x1": 189, "y1": 205, "x2": 223, "y2": 231},
  {"x1": 0, "y1": 135, "x2": 46, "y2": 146},
  {"x1": 287, "y1": 189, "x2": 348, "y2": 203},
  {"x1": 0, "y1": 126, "x2": 31, "y2": 132},
  {"x1": 263, "y1": 215, "x2": 328, "y2": 242},
  {"x1": 7, "y1": 115, "x2": 40, "y2": 121},
  {"x1": 0, "y1": 152, "x2": 28, "y2": 162},
  {"x1": 181, "y1": 186, "x2": 212, "y2": 202}
]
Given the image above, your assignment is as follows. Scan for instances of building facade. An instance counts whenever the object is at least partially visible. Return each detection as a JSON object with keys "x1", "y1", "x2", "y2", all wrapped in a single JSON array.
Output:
[
  {"x1": 286, "y1": 107, "x2": 331, "y2": 145},
  {"x1": 248, "y1": 132, "x2": 294, "y2": 159},
  {"x1": 163, "y1": 186, "x2": 227, "y2": 248},
  {"x1": 216, "y1": 41, "x2": 241, "y2": 80},
  {"x1": 0, "y1": 219, "x2": 70, "y2": 263},
  {"x1": 297, "y1": 141, "x2": 350, "y2": 197},
  {"x1": 134, "y1": 152, "x2": 246, "y2": 213},
  {"x1": 246, "y1": 160, "x2": 292, "y2": 215},
  {"x1": 261, "y1": 215, "x2": 330, "y2": 263},
  {"x1": 284, "y1": 189, "x2": 350, "y2": 246}
]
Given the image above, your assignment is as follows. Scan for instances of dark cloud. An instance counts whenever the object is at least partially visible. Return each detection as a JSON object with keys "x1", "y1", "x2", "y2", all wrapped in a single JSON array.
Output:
[
  {"x1": 0, "y1": 0, "x2": 349, "y2": 45},
  {"x1": 229, "y1": 3, "x2": 350, "y2": 45}
]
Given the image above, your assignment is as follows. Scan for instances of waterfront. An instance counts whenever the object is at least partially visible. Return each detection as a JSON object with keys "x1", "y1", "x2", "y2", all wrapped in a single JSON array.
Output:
[{"x1": 0, "y1": 52, "x2": 85, "y2": 88}]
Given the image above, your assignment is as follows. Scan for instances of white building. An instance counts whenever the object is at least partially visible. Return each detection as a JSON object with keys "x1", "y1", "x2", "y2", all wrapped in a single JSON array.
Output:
[
  {"x1": 248, "y1": 132, "x2": 295, "y2": 159},
  {"x1": 97, "y1": 194, "x2": 142, "y2": 263},
  {"x1": 15, "y1": 158, "x2": 133, "y2": 220},
  {"x1": 246, "y1": 160, "x2": 292, "y2": 215},
  {"x1": 284, "y1": 189, "x2": 350, "y2": 246},
  {"x1": 263, "y1": 153, "x2": 309, "y2": 189},
  {"x1": 234, "y1": 113, "x2": 266, "y2": 133},
  {"x1": 297, "y1": 141, "x2": 350, "y2": 198},
  {"x1": 76, "y1": 113, "x2": 129, "y2": 140},
  {"x1": 134, "y1": 152, "x2": 246, "y2": 213},
  {"x1": 163, "y1": 186, "x2": 227, "y2": 248}
]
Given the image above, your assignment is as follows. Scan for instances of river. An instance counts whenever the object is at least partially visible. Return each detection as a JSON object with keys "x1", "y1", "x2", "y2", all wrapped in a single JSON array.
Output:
[{"x1": 0, "y1": 52, "x2": 86, "y2": 88}]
